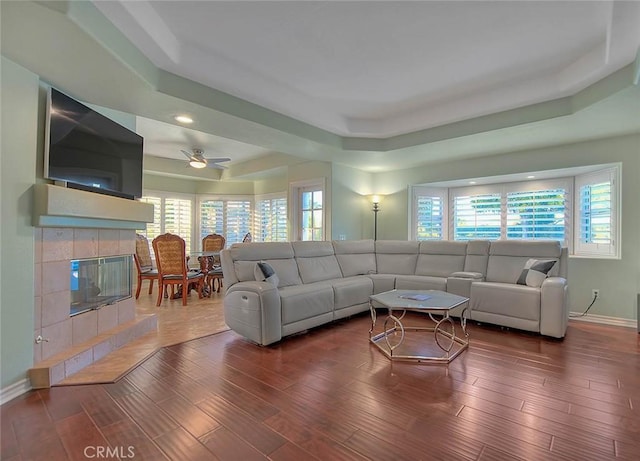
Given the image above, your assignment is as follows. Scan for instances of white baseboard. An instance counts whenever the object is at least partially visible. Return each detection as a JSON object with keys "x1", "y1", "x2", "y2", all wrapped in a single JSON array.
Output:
[
  {"x1": 569, "y1": 312, "x2": 638, "y2": 329},
  {"x1": 0, "y1": 378, "x2": 32, "y2": 405}
]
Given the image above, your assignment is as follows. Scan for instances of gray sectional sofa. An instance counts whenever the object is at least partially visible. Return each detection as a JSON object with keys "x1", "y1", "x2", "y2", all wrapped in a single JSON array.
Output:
[{"x1": 220, "y1": 239, "x2": 568, "y2": 346}]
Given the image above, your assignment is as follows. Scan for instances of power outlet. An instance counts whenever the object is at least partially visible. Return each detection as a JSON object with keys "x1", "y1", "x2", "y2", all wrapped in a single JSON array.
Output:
[{"x1": 592, "y1": 289, "x2": 600, "y2": 298}]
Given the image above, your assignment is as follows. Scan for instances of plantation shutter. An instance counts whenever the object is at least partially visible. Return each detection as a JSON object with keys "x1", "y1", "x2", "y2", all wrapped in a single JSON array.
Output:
[
  {"x1": 163, "y1": 198, "x2": 192, "y2": 251},
  {"x1": 575, "y1": 168, "x2": 617, "y2": 257},
  {"x1": 506, "y1": 188, "x2": 566, "y2": 242},
  {"x1": 452, "y1": 192, "x2": 501, "y2": 240}
]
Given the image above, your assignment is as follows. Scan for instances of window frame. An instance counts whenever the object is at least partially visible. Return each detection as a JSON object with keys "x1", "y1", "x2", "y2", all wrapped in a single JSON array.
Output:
[
  {"x1": 573, "y1": 166, "x2": 620, "y2": 259},
  {"x1": 290, "y1": 178, "x2": 326, "y2": 241}
]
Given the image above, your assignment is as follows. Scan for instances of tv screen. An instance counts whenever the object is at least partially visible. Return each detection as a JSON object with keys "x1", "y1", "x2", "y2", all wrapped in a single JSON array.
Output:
[{"x1": 44, "y1": 87, "x2": 143, "y2": 199}]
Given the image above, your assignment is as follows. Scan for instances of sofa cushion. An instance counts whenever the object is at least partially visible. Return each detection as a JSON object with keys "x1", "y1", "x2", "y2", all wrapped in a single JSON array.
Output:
[
  {"x1": 293, "y1": 241, "x2": 343, "y2": 283},
  {"x1": 470, "y1": 282, "x2": 541, "y2": 321},
  {"x1": 333, "y1": 240, "x2": 376, "y2": 276},
  {"x1": 279, "y1": 283, "x2": 334, "y2": 325},
  {"x1": 516, "y1": 259, "x2": 557, "y2": 288},
  {"x1": 416, "y1": 241, "x2": 466, "y2": 277},
  {"x1": 395, "y1": 275, "x2": 447, "y2": 292},
  {"x1": 329, "y1": 276, "x2": 373, "y2": 310},
  {"x1": 375, "y1": 240, "x2": 419, "y2": 275},
  {"x1": 486, "y1": 240, "x2": 561, "y2": 283},
  {"x1": 464, "y1": 240, "x2": 490, "y2": 274}
]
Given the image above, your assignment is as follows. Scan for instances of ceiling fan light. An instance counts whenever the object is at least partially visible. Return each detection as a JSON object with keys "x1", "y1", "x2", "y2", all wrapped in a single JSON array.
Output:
[
  {"x1": 174, "y1": 114, "x2": 194, "y2": 124},
  {"x1": 189, "y1": 159, "x2": 206, "y2": 168}
]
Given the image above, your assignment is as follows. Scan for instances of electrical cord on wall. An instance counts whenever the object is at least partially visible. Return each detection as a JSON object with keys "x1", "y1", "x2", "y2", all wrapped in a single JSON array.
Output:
[{"x1": 570, "y1": 292, "x2": 598, "y2": 318}]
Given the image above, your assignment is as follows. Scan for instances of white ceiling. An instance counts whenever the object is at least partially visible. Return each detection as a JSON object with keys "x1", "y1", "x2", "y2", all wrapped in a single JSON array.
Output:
[{"x1": 85, "y1": 0, "x2": 640, "y2": 171}]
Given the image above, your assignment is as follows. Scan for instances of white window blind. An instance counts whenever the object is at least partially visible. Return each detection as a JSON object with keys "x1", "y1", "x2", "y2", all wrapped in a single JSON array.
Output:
[
  {"x1": 199, "y1": 198, "x2": 252, "y2": 246},
  {"x1": 139, "y1": 196, "x2": 162, "y2": 242},
  {"x1": 255, "y1": 195, "x2": 287, "y2": 242},
  {"x1": 574, "y1": 167, "x2": 618, "y2": 258},
  {"x1": 452, "y1": 192, "x2": 501, "y2": 241},
  {"x1": 412, "y1": 187, "x2": 446, "y2": 240},
  {"x1": 163, "y1": 198, "x2": 192, "y2": 251},
  {"x1": 140, "y1": 193, "x2": 195, "y2": 256},
  {"x1": 200, "y1": 200, "x2": 224, "y2": 237},
  {"x1": 506, "y1": 188, "x2": 566, "y2": 242},
  {"x1": 226, "y1": 200, "x2": 252, "y2": 244}
]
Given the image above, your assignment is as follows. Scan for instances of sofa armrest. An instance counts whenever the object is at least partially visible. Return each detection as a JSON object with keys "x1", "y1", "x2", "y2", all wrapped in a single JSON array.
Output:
[
  {"x1": 224, "y1": 281, "x2": 282, "y2": 345},
  {"x1": 447, "y1": 272, "x2": 484, "y2": 298},
  {"x1": 540, "y1": 277, "x2": 568, "y2": 338}
]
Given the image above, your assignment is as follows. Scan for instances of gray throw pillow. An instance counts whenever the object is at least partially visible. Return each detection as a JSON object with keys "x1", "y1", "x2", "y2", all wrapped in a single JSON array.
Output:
[
  {"x1": 254, "y1": 261, "x2": 279, "y2": 287},
  {"x1": 516, "y1": 259, "x2": 556, "y2": 288}
]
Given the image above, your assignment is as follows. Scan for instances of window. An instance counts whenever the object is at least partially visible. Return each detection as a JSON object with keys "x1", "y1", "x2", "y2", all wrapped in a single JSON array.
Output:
[
  {"x1": 410, "y1": 165, "x2": 620, "y2": 258},
  {"x1": 574, "y1": 167, "x2": 619, "y2": 258},
  {"x1": 198, "y1": 198, "x2": 252, "y2": 245},
  {"x1": 139, "y1": 192, "x2": 194, "y2": 255},
  {"x1": 255, "y1": 194, "x2": 288, "y2": 242},
  {"x1": 291, "y1": 179, "x2": 325, "y2": 241},
  {"x1": 506, "y1": 187, "x2": 566, "y2": 242},
  {"x1": 451, "y1": 190, "x2": 502, "y2": 241},
  {"x1": 450, "y1": 181, "x2": 570, "y2": 244},
  {"x1": 300, "y1": 188, "x2": 323, "y2": 241},
  {"x1": 411, "y1": 187, "x2": 447, "y2": 240}
]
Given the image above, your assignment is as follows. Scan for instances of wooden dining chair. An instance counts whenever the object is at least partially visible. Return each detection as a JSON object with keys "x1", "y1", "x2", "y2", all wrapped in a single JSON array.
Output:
[
  {"x1": 152, "y1": 233, "x2": 204, "y2": 306},
  {"x1": 202, "y1": 233, "x2": 226, "y2": 293},
  {"x1": 134, "y1": 234, "x2": 158, "y2": 299}
]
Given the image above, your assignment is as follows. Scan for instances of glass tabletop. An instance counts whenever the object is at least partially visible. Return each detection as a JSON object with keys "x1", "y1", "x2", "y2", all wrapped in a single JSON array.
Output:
[{"x1": 370, "y1": 289, "x2": 468, "y2": 311}]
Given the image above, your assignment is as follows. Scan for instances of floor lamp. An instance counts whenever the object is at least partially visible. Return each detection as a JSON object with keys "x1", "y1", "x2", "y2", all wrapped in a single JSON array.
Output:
[{"x1": 372, "y1": 195, "x2": 381, "y2": 240}]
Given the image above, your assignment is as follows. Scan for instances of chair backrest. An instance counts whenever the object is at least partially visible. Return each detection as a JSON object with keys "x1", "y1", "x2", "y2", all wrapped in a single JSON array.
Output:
[
  {"x1": 202, "y1": 234, "x2": 226, "y2": 252},
  {"x1": 242, "y1": 232, "x2": 252, "y2": 243},
  {"x1": 152, "y1": 233, "x2": 187, "y2": 277},
  {"x1": 135, "y1": 234, "x2": 153, "y2": 271}
]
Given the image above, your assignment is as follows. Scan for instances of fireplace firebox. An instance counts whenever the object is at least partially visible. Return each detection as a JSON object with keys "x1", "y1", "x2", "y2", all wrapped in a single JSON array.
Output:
[{"x1": 70, "y1": 255, "x2": 132, "y2": 316}]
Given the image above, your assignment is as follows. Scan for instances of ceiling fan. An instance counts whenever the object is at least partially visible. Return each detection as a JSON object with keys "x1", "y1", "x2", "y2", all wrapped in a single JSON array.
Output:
[{"x1": 181, "y1": 148, "x2": 231, "y2": 169}]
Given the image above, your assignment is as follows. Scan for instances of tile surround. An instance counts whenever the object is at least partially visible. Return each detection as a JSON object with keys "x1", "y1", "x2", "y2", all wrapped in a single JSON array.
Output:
[{"x1": 33, "y1": 226, "x2": 155, "y2": 385}]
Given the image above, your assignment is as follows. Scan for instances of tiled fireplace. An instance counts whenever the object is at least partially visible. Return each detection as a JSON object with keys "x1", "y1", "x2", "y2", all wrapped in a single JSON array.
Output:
[{"x1": 31, "y1": 227, "x2": 156, "y2": 387}]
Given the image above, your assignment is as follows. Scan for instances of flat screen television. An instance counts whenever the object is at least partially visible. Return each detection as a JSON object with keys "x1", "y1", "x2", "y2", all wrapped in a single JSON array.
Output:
[{"x1": 44, "y1": 87, "x2": 143, "y2": 199}]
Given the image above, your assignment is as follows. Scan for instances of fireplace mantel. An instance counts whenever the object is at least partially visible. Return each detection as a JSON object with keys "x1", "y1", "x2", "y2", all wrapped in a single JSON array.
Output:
[{"x1": 33, "y1": 184, "x2": 154, "y2": 229}]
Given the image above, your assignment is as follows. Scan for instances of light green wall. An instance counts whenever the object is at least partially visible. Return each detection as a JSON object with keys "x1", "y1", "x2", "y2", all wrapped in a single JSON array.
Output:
[
  {"x1": 331, "y1": 164, "x2": 373, "y2": 239},
  {"x1": 196, "y1": 180, "x2": 254, "y2": 196},
  {"x1": 374, "y1": 134, "x2": 640, "y2": 321},
  {"x1": 1, "y1": 58, "x2": 38, "y2": 389},
  {"x1": 254, "y1": 176, "x2": 288, "y2": 196},
  {"x1": 143, "y1": 174, "x2": 198, "y2": 194}
]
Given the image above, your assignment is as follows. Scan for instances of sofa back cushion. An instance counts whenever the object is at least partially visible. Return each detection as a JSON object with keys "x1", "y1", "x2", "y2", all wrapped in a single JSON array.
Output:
[
  {"x1": 415, "y1": 241, "x2": 466, "y2": 277},
  {"x1": 375, "y1": 241, "x2": 419, "y2": 275},
  {"x1": 333, "y1": 239, "x2": 377, "y2": 276},
  {"x1": 293, "y1": 241, "x2": 343, "y2": 284},
  {"x1": 464, "y1": 240, "x2": 490, "y2": 274},
  {"x1": 486, "y1": 240, "x2": 562, "y2": 284},
  {"x1": 229, "y1": 242, "x2": 302, "y2": 287}
]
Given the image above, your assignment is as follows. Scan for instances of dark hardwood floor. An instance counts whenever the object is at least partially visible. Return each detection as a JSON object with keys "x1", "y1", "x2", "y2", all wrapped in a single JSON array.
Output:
[{"x1": 2, "y1": 312, "x2": 639, "y2": 460}]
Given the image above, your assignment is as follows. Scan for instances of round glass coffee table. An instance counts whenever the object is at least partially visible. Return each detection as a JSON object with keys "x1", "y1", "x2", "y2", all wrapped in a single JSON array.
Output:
[{"x1": 369, "y1": 289, "x2": 469, "y2": 363}]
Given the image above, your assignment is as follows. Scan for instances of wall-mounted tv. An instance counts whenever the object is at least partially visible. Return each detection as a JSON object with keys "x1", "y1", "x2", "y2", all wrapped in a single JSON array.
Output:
[{"x1": 44, "y1": 87, "x2": 143, "y2": 199}]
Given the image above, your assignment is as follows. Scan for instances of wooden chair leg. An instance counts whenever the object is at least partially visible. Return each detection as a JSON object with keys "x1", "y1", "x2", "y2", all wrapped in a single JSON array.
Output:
[
  {"x1": 181, "y1": 283, "x2": 188, "y2": 306},
  {"x1": 148, "y1": 279, "x2": 154, "y2": 294},
  {"x1": 156, "y1": 282, "x2": 164, "y2": 306},
  {"x1": 135, "y1": 275, "x2": 142, "y2": 299}
]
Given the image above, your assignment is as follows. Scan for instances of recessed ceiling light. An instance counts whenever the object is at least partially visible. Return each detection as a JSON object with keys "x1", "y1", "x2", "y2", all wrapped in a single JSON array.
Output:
[
  {"x1": 527, "y1": 175, "x2": 535, "y2": 179},
  {"x1": 174, "y1": 115, "x2": 193, "y2": 124},
  {"x1": 469, "y1": 181, "x2": 477, "y2": 185}
]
